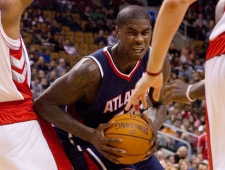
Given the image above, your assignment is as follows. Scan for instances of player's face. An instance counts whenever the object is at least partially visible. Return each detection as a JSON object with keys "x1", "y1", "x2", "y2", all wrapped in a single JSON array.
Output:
[{"x1": 118, "y1": 19, "x2": 152, "y2": 61}]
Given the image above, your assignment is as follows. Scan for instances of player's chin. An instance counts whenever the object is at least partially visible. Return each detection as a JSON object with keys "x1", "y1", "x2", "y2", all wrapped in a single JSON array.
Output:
[
  {"x1": 133, "y1": 49, "x2": 147, "y2": 59},
  {"x1": 132, "y1": 52, "x2": 145, "y2": 60}
]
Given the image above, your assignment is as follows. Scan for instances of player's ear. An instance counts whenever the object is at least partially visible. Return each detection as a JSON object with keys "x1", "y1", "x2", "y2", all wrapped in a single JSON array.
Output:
[{"x1": 115, "y1": 26, "x2": 120, "y2": 39}]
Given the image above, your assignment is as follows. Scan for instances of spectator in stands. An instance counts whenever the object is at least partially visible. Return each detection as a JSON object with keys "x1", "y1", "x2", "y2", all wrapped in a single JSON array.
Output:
[
  {"x1": 195, "y1": 13, "x2": 207, "y2": 27},
  {"x1": 84, "y1": 17, "x2": 98, "y2": 33},
  {"x1": 38, "y1": 48, "x2": 51, "y2": 63},
  {"x1": 40, "y1": 77, "x2": 50, "y2": 91},
  {"x1": 66, "y1": 15, "x2": 82, "y2": 32},
  {"x1": 180, "y1": 117, "x2": 193, "y2": 132},
  {"x1": 189, "y1": 156, "x2": 201, "y2": 170},
  {"x1": 36, "y1": 56, "x2": 49, "y2": 74},
  {"x1": 180, "y1": 42, "x2": 195, "y2": 64},
  {"x1": 49, "y1": 20, "x2": 61, "y2": 35},
  {"x1": 155, "y1": 149, "x2": 166, "y2": 161},
  {"x1": 197, "y1": 125, "x2": 208, "y2": 160},
  {"x1": 173, "y1": 117, "x2": 182, "y2": 129},
  {"x1": 168, "y1": 41, "x2": 180, "y2": 62},
  {"x1": 54, "y1": 12, "x2": 64, "y2": 24},
  {"x1": 54, "y1": 37, "x2": 65, "y2": 53},
  {"x1": 94, "y1": 29, "x2": 107, "y2": 45},
  {"x1": 47, "y1": 70, "x2": 57, "y2": 85},
  {"x1": 174, "y1": 146, "x2": 188, "y2": 164},
  {"x1": 181, "y1": 103, "x2": 195, "y2": 119},
  {"x1": 56, "y1": 58, "x2": 67, "y2": 78},
  {"x1": 178, "y1": 159, "x2": 190, "y2": 170},
  {"x1": 63, "y1": 38, "x2": 78, "y2": 56},
  {"x1": 171, "y1": 55, "x2": 181, "y2": 68},
  {"x1": 161, "y1": 123, "x2": 176, "y2": 136},
  {"x1": 82, "y1": 6, "x2": 92, "y2": 21},
  {"x1": 35, "y1": 9, "x2": 45, "y2": 23},
  {"x1": 47, "y1": 59, "x2": 57, "y2": 71},
  {"x1": 91, "y1": 7, "x2": 104, "y2": 21},
  {"x1": 31, "y1": 76, "x2": 43, "y2": 100},
  {"x1": 184, "y1": 10, "x2": 196, "y2": 39},
  {"x1": 42, "y1": 31, "x2": 56, "y2": 46},
  {"x1": 32, "y1": 28, "x2": 43, "y2": 45},
  {"x1": 31, "y1": 65, "x2": 37, "y2": 75},
  {"x1": 196, "y1": 162, "x2": 208, "y2": 170},
  {"x1": 95, "y1": 19, "x2": 111, "y2": 34},
  {"x1": 37, "y1": 70, "x2": 46, "y2": 80},
  {"x1": 194, "y1": 20, "x2": 207, "y2": 41},
  {"x1": 175, "y1": 133, "x2": 191, "y2": 152},
  {"x1": 105, "y1": 8, "x2": 117, "y2": 22},
  {"x1": 107, "y1": 30, "x2": 118, "y2": 46},
  {"x1": 166, "y1": 166, "x2": 178, "y2": 170},
  {"x1": 194, "y1": 59, "x2": 204, "y2": 73},
  {"x1": 166, "y1": 154, "x2": 175, "y2": 165}
]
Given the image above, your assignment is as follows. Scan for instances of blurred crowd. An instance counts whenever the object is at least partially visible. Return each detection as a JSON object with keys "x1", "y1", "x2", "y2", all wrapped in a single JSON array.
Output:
[{"x1": 22, "y1": 0, "x2": 217, "y2": 169}]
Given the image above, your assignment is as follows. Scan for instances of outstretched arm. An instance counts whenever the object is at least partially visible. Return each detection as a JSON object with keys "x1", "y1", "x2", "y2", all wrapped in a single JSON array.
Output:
[
  {"x1": 141, "y1": 57, "x2": 171, "y2": 159},
  {"x1": 163, "y1": 79, "x2": 205, "y2": 105},
  {"x1": 125, "y1": 0, "x2": 197, "y2": 109},
  {"x1": 147, "y1": 57, "x2": 171, "y2": 130}
]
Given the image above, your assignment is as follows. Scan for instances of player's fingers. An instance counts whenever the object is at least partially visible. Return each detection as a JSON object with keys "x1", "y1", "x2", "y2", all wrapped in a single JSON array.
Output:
[
  {"x1": 163, "y1": 85, "x2": 173, "y2": 95},
  {"x1": 99, "y1": 122, "x2": 114, "y2": 132},
  {"x1": 103, "y1": 137, "x2": 123, "y2": 145},
  {"x1": 164, "y1": 95, "x2": 173, "y2": 106},
  {"x1": 153, "y1": 88, "x2": 161, "y2": 101},
  {"x1": 140, "y1": 95, "x2": 148, "y2": 109},
  {"x1": 125, "y1": 100, "x2": 133, "y2": 111},
  {"x1": 125, "y1": 96, "x2": 139, "y2": 111}
]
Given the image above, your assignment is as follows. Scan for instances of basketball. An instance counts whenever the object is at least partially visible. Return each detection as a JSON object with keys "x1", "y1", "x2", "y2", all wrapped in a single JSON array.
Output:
[{"x1": 104, "y1": 113, "x2": 153, "y2": 164}]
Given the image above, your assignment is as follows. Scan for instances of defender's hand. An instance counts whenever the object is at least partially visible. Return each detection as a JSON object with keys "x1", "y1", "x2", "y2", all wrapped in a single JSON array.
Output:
[{"x1": 125, "y1": 73, "x2": 163, "y2": 111}]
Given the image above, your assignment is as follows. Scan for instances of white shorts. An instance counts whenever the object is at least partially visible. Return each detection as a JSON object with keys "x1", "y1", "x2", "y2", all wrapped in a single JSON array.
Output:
[
  {"x1": 0, "y1": 120, "x2": 58, "y2": 170},
  {"x1": 205, "y1": 55, "x2": 225, "y2": 170}
]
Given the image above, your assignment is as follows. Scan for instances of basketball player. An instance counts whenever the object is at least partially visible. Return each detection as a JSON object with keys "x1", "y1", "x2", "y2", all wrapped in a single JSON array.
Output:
[
  {"x1": 0, "y1": 1, "x2": 72, "y2": 169},
  {"x1": 34, "y1": 5, "x2": 171, "y2": 170},
  {"x1": 161, "y1": 1, "x2": 225, "y2": 169}
]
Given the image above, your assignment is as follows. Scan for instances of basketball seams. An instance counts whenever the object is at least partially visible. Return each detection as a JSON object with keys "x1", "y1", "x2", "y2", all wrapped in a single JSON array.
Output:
[
  {"x1": 113, "y1": 118, "x2": 149, "y2": 126},
  {"x1": 104, "y1": 133, "x2": 151, "y2": 141}
]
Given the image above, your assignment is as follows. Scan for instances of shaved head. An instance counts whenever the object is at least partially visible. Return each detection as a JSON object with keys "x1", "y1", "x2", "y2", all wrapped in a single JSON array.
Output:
[{"x1": 117, "y1": 5, "x2": 151, "y2": 28}]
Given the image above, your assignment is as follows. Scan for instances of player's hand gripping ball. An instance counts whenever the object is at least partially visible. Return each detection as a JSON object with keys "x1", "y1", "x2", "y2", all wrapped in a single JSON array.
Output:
[{"x1": 104, "y1": 114, "x2": 153, "y2": 164}]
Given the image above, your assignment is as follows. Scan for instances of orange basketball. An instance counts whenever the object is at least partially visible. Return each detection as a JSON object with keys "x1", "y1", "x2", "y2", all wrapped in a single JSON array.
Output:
[{"x1": 104, "y1": 113, "x2": 153, "y2": 164}]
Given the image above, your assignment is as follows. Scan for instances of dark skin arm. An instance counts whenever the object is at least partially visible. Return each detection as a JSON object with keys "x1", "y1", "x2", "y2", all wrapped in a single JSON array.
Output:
[
  {"x1": 163, "y1": 79, "x2": 205, "y2": 105},
  {"x1": 34, "y1": 58, "x2": 125, "y2": 164}
]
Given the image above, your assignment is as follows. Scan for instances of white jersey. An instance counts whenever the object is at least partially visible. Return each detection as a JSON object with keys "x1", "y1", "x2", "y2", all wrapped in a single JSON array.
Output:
[
  {"x1": 0, "y1": 11, "x2": 31, "y2": 102},
  {"x1": 0, "y1": 10, "x2": 73, "y2": 169},
  {"x1": 205, "y1": 11, "x2": 225, "y2": 170}
]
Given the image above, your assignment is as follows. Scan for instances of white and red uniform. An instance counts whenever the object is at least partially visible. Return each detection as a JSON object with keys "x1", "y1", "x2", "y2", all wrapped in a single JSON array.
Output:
[
  {"x1": 0, "y1": 11, "x2": 72, "y2": 170},
  {"x1": 205, "y1": 7, "x2": 225, "y2": 170}
]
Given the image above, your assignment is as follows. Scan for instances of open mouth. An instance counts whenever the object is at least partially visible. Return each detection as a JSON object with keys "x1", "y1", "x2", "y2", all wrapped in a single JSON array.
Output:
[{"x1": 133, "y1": 48, "x2": 144, "y2": 54}]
